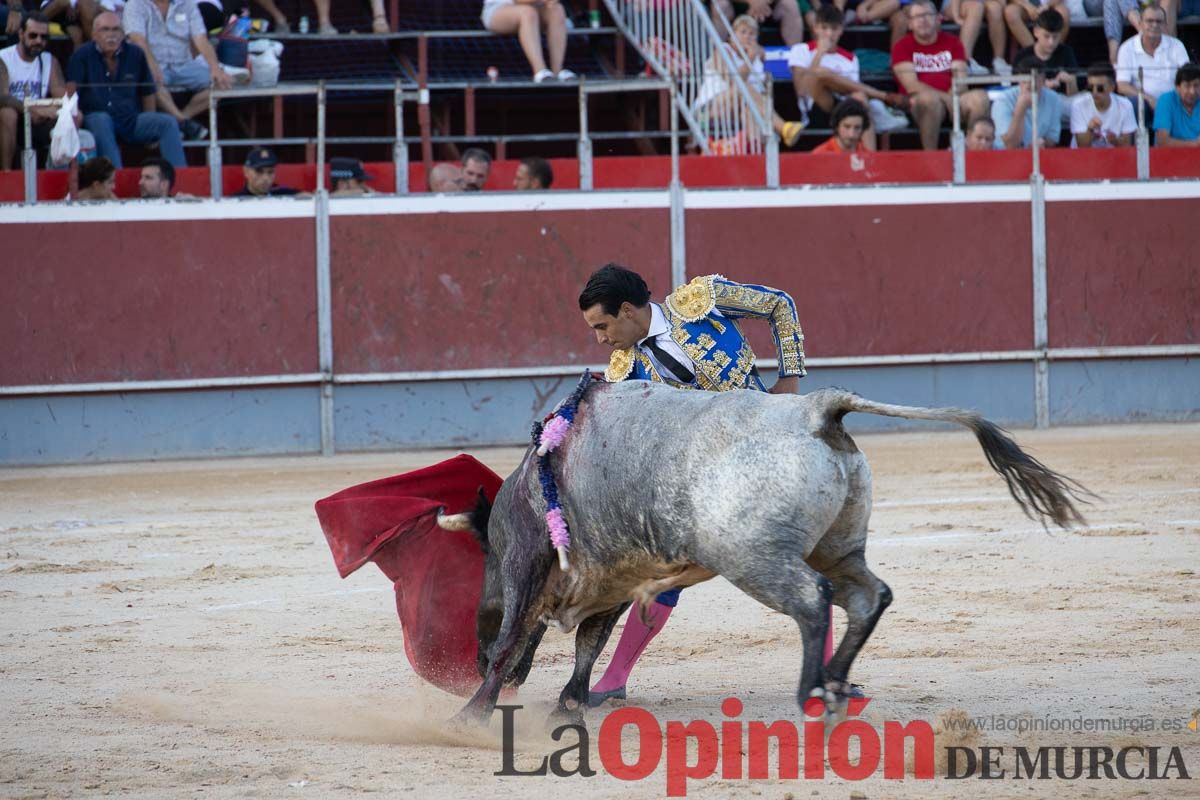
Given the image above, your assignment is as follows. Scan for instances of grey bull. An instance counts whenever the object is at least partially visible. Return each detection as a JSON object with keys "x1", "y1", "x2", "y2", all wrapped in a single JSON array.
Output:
[{"x1": 439, "y1": 377, "x2": 1087, "y2": 722}]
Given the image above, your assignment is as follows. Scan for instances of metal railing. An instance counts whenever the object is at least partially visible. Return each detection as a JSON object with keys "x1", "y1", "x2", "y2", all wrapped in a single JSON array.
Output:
[
  {"x1": 951, "y1": 65, "x2": 1166, "y2": 184},
  {"x1": 601, "y1": 0, "x2": 779, "y2": 182}
]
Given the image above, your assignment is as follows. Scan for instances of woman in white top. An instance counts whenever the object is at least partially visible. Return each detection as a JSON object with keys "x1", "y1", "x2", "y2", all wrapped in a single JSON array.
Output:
[
  {"x1": 482, "y1": 0, "x2": 576, "y2": 83},
  {"x1": 696, "y1": 15, "x2": 804, "y2": 148}
]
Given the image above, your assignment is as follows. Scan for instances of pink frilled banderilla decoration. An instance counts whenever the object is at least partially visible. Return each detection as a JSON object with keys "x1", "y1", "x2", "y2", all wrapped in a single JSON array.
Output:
[{"x1": 532, "y1": 372, "x2": 593, "y2": 572}]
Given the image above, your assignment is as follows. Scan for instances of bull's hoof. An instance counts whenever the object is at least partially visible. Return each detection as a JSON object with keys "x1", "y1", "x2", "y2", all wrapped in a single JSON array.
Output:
[
  {"x1": 587, "y1": 686, "x2": 626, "y2": 708},
  {"x1": 450, "y1": 706, "x2": 491, "y2": 729}
]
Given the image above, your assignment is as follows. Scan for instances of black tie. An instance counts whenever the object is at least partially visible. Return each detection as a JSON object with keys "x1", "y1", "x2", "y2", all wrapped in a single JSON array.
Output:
[{"x1": 641, "y1": 336, "x2": 694, "y2": 384}]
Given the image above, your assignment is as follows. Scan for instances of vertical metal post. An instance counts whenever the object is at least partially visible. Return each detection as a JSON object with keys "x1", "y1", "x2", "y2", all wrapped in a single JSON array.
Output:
[
  {"x1": 578, "y1": 83, "x2": 593, "y2": 190},
  {"x1": 208, "y1": 91, "x2": 221, "y2": 198},
  {"x1": 1030, "y1": 172, "x2": 1049, "y2": 429},
  {"x1": 393, "y1": 82, "x2": 408, "y2": 193},
  {"x1": 669, "y1": 88, "x2": 686, "y2": 288},
  {"x1": 316, "y1": 81, "x2": 326, "y2": 193},
  {"x1": 22, "y1": 104, "x2": 36, "y2": 203},
  {"x1": 1135, "y1": 68, "x2": 1149, "y2": 180},
  {"x1": 951, "y1": 75, "x2": 965, "y2": 184},
  {"x1": 765, "y1": 89, "x2": 779, "y2": 188},
  {"x1": 314, "y1": 189, "x2": 335, "y2": 455},
  {"x1": 417, "y1": 35, "x2": 433, "y2": 171},
  {"x1": 1030, "y1": 74, "x2": 1041, "y2": 180}
]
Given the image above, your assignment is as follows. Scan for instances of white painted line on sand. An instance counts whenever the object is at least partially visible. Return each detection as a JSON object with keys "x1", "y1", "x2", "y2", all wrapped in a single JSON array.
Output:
[
  {"x1": 873, "y1": 521, "x2": 1162, "y2": 546},
  {"x1": 199, "y1": 585, "x2": 388, "y2": 613},
  {"x1": 875, "y1": 496, "x2": 1008, "y2": 508}
]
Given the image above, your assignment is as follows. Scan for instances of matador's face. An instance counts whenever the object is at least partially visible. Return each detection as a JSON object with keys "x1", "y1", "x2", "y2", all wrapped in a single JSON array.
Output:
[{"x1": 582, "y1": 302, "x2": 648, "y2": 352}]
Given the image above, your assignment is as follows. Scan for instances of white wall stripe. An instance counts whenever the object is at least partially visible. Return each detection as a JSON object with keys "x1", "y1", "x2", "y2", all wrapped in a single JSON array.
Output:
[
  {"x1": 0, "y1": 196, "x2": 317, "y2": 224},
  {"x1": 685, "y1": 183, "x2": 1034, "y2": 209},
  {"x1": 1044, "y1": 180, "x2": 1200, "y2": 203}
]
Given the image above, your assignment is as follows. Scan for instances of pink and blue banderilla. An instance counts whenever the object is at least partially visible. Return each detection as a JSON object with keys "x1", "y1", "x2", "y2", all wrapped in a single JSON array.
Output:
[{"x1": 532, "y1": 372, "x2": 593, "y2": 571}]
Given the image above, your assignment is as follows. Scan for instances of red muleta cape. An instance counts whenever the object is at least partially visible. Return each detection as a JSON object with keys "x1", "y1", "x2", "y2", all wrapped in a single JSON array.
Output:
[{"x1": 314, "y1": 454, "x2": 501, "y2": 696}]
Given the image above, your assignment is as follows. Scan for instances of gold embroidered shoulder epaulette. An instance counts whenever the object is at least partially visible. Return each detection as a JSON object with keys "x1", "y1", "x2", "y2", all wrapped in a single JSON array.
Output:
[
  {"x1": 605, "y1": 348, "x2": 635, "y2": 382},
  {"x1": 665, "y1": 274, "x2": 722, "y2": 323}
]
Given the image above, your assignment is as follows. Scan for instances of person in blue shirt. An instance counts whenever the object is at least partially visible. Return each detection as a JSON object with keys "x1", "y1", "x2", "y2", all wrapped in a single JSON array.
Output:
[
  {"x1": 991, "y1": 55, "x2": 1066, "y2": 150},
  {"x1": 1153, "y1": 63, "x2": 1200, "y2": 148},
  {"x1": 65, "y1": 10, "x2": 185, "y2": 168}
]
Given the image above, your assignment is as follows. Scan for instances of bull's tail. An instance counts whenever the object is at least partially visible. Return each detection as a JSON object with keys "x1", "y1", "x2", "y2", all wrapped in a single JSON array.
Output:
[{"x1": 817, "y1": 389, "x2": 1091, "y2": 529}]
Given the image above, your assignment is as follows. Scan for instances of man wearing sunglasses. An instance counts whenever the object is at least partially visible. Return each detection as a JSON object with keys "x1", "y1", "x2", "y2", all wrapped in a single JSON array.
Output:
[
  {"x1": 0, "y1": 11, "x2": 74, "y2": 169},
  {"x1": 1070, "y1": 62, "x2": 1136, "y2": 148}
]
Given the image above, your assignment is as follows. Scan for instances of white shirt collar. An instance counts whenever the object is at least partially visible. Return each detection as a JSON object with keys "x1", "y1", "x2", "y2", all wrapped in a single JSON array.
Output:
[{"x1": 644, "y1": 302, "x2": 670, "y2": 342}]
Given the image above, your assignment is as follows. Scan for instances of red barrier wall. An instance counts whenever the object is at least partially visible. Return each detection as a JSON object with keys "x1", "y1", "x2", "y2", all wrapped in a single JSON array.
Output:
[
  {"x1": 330, "y1": 209, "x2": 671, "y2": 372},
  {"x1": 4, "y1": 149, "x2": 1198, "y2": 201},
  {"x1": 1046, "y1": 198, "x2": 1200, "y2": 349},
  {"x1": 688, "y1": 202, "x2": 1034, "y2": 359},
  {"x1": 5, "y1": 183, "x2": 1198, "y2": 389},
  {"x1": 2, "y1": 219, "x2": 317, "y2": 385}
]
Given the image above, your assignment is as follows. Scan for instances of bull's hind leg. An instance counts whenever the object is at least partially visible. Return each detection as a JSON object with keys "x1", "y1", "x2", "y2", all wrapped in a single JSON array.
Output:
[
  {"x1": 552, "y1": 603, "x2": 630, "y2": 723},
  {"x1": 815, "y1": 549, "x2": 892, "y2": 695},
  {"x1": 718, "y1": 555, "x2": 833, "y2": 713}
]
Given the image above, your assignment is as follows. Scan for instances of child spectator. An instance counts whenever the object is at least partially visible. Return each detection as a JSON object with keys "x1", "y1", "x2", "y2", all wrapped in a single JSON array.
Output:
[{"x1": 811, "y1": 97, "x2": 872, "y2": 152}]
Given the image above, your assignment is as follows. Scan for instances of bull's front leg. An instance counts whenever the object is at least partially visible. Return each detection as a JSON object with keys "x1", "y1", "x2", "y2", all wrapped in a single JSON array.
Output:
[
  {"x1": 552, "y1": 603, "x2": 630, "y2": 724},
  {"x1": 456, "y1": 552, "x2": 553, "y2": 724}
]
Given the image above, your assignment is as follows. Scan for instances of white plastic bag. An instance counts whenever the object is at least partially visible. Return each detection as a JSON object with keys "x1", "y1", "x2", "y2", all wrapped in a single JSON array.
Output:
[
  {"x1": 248, "y1": 39, "x2": 284, "y2": 88},
  {"x1": 50, "y1": 92, "x2": 82, "y2": 166}
]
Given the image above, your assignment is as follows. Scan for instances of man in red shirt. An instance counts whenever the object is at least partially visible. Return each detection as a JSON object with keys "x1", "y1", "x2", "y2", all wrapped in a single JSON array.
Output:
[
  {"x1": 891, "y1": 0, "x2": 991, "y2": 149},
  {"x1": 812, "y1": 99, "x2": 872, "y2": 153}
]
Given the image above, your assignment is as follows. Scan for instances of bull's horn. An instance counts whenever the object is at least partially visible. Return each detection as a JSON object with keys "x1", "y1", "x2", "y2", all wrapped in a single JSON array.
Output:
[{"x1": 437, "y1": 512, "x2": 474, "y2": 532}]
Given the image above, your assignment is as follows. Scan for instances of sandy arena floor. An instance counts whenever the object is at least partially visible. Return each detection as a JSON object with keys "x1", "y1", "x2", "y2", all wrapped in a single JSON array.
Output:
[{"x1": 1, "y1": 422, "x2": 1198, "y2": 799}]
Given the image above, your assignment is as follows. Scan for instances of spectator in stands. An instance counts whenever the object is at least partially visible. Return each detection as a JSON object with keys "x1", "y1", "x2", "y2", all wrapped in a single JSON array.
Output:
[
  {"x1": 1013, "y1": 10, "x2": 1078, "y2": 96},
  {"x1": 138, "y1": 155, "x2": 174, "y2": 196},
  {"x1": 77, "y1": 154, "x2": 116, "y2": 198},
  {"x1": 330, "y1": 156, "x2": 376, "y2": 195},
  {"x1": 513, "y1": 155, "x2": 552, "y2": 189},
  {"x1": 67, "y1": 11, "x2": 186, "y2": 167},
  {"x1": 461, "y1": 147, "x2": 491, "y2": 191},
  {"x1": 946, "y1": 0, "x2": 1010, "y2": 76},
  {"x1": 965, "y1": 114, "x2": 998, "y2": 148},
  {"x1": 1153, "y1": 62, "x2": 1200, "y2": 146},
  {"x1": 992, "y1": 55, "x2": 1065, "y2": 148},
  {"x1": 1116, "y1": 5, "x2": 1191, "y2": 123},
  {"x1": 697, "y1": 14, "x2": 804, "y2": 148},
  {"x1": 891, "y1": 0, "x2": 990, "y2": 150},
  {"x1": 482, "y1": 0, "x2": 576, "y2": 83},
  {"x1": 811, "y1": 97, "x2": 872, "y2": 152},
  {"x1": 1071, "y1": 62, "x2": 1136, "y2": 146},
  {"x1": 855, "y1": 0, "x2": 909, "y2": 48},
  {"x1": 712, "y1": 0, "x2": 804, "y2": 46},
  {"x1": 122, "y1": 0, "x2": 233, "y2": 141},
  {"x1": 428, "y1": 162, "x2": 464, "y2": 192},
  {"x1": 1004, "y1": 0, "x2": 1074, "y2": 51},
  {"x1": 234, "y1": 146, "x2": 300, "y2": 196},
  {"x1": 0, "y1": 11, "x2": 74, "y2": 170},
  {"x1": 789, "y1": 5, "x2": 909, "y2": 147},
  {"x1": 1099, "y1": 0, "x2": 1178, "y2": 64}
]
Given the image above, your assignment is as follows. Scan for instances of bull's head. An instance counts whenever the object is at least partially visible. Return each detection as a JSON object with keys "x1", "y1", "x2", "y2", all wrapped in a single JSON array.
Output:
[{"x1": 437, "y1": 488, "x2": 502, "y2": 678}]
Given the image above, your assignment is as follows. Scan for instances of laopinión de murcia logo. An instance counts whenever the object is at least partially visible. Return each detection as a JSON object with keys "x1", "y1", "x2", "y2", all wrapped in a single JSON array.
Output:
[{"x1": 493, "y1": 698, "x2": 1194, "y2": 796}]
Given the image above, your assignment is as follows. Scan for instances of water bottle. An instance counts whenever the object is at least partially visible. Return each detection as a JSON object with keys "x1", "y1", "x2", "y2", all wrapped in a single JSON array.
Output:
[
  {"x1": 234, "y1": 10, "x2": 252, "y2": 37},
  {"x1": 298, "y1": 15, "x2": 310, "y2": 33}
]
